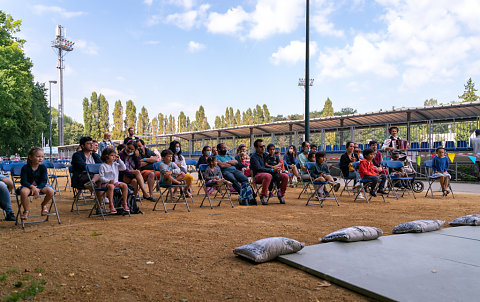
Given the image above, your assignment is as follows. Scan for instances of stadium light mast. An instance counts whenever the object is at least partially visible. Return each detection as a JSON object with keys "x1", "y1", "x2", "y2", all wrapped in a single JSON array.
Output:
[
  {"x1": 52, "y1": 25, "x2": 74, "y2": 146},
  {"x1": 304, "y1": 0, "x2": 310, "y2": 142}
]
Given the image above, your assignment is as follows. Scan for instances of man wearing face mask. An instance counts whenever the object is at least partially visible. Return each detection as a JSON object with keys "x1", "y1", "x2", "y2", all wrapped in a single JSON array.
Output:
[{"x1": 216, "y1": 143, "x2": 253, "y2": 205}]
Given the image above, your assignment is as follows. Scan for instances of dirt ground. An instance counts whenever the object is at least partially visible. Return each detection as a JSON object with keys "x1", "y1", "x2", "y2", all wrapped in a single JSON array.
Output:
[{"x1": 1, "y1": 178, "x2": 479, "y2": 302}]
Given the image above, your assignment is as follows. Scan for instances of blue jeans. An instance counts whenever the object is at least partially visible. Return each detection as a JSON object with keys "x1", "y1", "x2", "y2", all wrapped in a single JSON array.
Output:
[
  {"x1": 0, "y1": 179, "x2": 14, "y2": 215},
  {"x1": 348, "y1": 171, "x2": 361, "y2": 184},
  {"x1": 222, "y1": 169, "x2": 248, "y2": 194},
  {"x1": 362, "y1": 175, "x2": 386, "y2": 191}
]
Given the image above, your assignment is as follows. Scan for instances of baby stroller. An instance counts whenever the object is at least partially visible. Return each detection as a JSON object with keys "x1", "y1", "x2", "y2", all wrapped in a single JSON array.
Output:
[{"x1": 387, "y1": 151, "x2": 424, "y2": 193}]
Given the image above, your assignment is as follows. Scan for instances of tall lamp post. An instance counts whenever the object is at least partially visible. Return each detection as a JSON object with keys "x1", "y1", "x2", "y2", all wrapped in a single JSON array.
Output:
[
  {"x1": 49, "y1": 80, "x2": 57, "y2": 159},
  {"x1": 304, "y1": 0, "x2": 311, "y2": 142}
]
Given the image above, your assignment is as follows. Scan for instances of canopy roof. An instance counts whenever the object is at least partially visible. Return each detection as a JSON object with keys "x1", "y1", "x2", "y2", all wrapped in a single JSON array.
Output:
[{"x1": 162, "y1": 101, "x2": 480, "y2": 140}]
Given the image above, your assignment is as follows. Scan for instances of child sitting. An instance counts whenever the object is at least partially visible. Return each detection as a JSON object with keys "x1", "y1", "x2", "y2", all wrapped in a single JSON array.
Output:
[
  {"x1": 159, "y1": 149, "x2": 186, "y2": 185},
  {"x1": 265, "y1": 144, "x2": 282, "y2": 196},
  {"x1": 17, "y1": 147, "x2": 55, "y2": 220},
  {"x1": 389, "y1": 152, "x2": 408, "y2": 189},
  {"x1": 238, "y1": 151, "x2": 251, "y2": 177},
  {"x1": 432, "y1": 147, "x2": 451, "y2": 196},
  {"x1": 204, "y1": 156, "x2": 231, "y2": 189},
  {"x1": 99, "y1": 149, "x2": 130, "y2": 213},
  {"x1": 359, "y1": 148, "x2": 387, "y2": 197},
  {"x1": 307, "y1": 151, "x2": 316, "y2": 163},
  {"x1": 311, "y1": 151, "x2": 341, "y2": 196}
]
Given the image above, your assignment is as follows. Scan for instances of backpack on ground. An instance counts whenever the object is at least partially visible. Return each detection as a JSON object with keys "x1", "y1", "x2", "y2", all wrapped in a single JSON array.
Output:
[{"x1": 113, "y1": 186, "x2": 142, "y2": 215}]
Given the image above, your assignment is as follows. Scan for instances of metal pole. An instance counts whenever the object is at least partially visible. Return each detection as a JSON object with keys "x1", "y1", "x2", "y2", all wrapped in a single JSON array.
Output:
[
  {"x1": 49, "y1": 81, "x2": 55, "y2": 159},
  {"x1": 304, "y1": 0, "x2": 310, "y2": 142}
]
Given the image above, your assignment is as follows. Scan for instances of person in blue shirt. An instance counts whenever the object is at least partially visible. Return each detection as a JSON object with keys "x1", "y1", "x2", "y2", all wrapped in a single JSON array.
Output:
[
  {"x1": 216, "y1": 143, "x2": 251, "y2": 205},
  {"x1": 432, "y1": 147, "x2": 451, "y2": 196}
]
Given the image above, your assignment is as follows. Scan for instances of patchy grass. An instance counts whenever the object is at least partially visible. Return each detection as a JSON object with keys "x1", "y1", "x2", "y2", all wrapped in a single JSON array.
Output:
[{"x1": 3, "y1": 280, "x2": 45, "y2": 302}]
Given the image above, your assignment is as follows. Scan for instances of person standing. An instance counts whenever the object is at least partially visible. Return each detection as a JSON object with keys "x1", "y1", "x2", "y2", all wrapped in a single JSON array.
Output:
[
  {"x1": 98, "y1": 132, "x2": 114, "y2": 154},
  {"x1": 471, "y1": 129, "x2": 480, "y2": 181},
  {"x1": 123, "y1": 127, "x2": 139, "y2": 144}
]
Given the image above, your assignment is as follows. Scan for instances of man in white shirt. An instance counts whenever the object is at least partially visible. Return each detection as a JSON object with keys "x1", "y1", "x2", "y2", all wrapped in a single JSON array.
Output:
[{"x1": 471, "y1": 129, "x2": 480, "y2": 180}]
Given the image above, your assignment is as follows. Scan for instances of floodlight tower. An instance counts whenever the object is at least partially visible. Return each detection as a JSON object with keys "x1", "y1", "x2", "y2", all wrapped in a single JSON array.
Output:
[{"x1": 52, "y1": 25, "x2": 74, "y2": 146}]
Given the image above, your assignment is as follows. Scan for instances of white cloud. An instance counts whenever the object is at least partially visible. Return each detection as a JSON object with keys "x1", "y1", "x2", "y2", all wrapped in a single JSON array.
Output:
[
  {"x1": 270, "y1": 40, "x2": 318, "y2": 65},
  {"x1": 311, "y1": 0, "x2": 344, "y2": 37},
  {"x1": 207, "y1": 6, "x2": 249, "y2": 35},
  {"x1": 316, "y1": 0, "x2": 480, "y2": 89},
  {"x1": 75, "y1": 40, "x2": 99, "y2": 55},
  {"x1": 188, "y1": 41, "x2": 205, "y2": 53},
  {"x1": 32, "y1": 5, "x2": 85, "y2": 18},
  {"x1": 164, "y1": 4, "x2": 209, "y2": 30},
  {"x1": 167, "y1": 0, "x2": 196, "y2": 10},
  {"x1": 248, "y1": 0, "x2": 304, "y2": 40},
  {"x1": 144, "y1": 0, "x2": 153, "y2": 5}
]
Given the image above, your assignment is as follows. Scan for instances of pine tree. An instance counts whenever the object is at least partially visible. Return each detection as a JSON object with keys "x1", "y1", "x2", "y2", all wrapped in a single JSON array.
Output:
[
  {"x1": 235, "y1": 109, "x2": 242, "y2": 125},
  {"x1": 215, "y1": 116, "x2": 222, "y2": 129},
  {"x1": 99, "y1": 94, "x2": 109, "y2": 137},
  {"x1": 194, "y1": 105, "x2": 210, "y2": 130},
  {"x1": 245, "y1": 108, "x2": 254, "y2": 125},
  {"x1": 321, "y1": 98, "x2": 334, "y2": 117},
  {"x1": 151, "y1": 117, "x2": 158, "y2": 141},
  {"x1": 262, "y1": 104, "x2": 271, "y2": 122},
  {"x1": 178, "y1": 111, "x2": 187, "y2": 132},
  {"x1": 112, "y1": 100, "x2": 123, "y2": 139},
  {"x1": 82, "y1": 97, "x2": 91, "y2": 136},
  {"x1": 254, "y1": 105, "x2": 264, "y2": 123},
  {"x1": 157, "y1": 113, "x2": 165, "y2": 135},
  {"x1": 458, "y1": 78, "x2": 479, "y2": 103},
  {"x1": 124, "y1": 100, "x2": 137, "y2": 134}
]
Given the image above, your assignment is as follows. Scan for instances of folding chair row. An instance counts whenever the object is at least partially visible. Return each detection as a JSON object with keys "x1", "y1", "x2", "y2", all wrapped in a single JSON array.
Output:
[
  {"x1": 381, "y1": 160, "x2": 416, "y2": 200},
  {"x1": 152, "y1": 162, "x2": 191, "y2": 213},
  {"x1": 351, "y1": 162, "x2": 386, "y2": 203},
  {"x1": 197, "y1": 164, "x2": 234, "y2": 208},
  {"x1": 304, "y1": 162, "x2": 340, "y2": 207}
]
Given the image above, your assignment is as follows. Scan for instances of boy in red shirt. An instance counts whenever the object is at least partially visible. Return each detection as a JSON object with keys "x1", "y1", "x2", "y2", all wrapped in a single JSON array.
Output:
[{"x1": 359, "y1": 148, "x2": 387, "y2": 197}]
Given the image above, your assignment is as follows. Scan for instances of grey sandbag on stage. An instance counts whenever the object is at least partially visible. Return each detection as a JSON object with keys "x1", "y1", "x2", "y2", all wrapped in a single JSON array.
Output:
[
  {"x1": 449, "y1": 214, "x2": 480, "y2": 226},
  {"x1": 321, "y1": 226, "x2": 383, "y2": 242},
  {"x1": 392, "y1": 219, "x2": 444, "y2": 234},
  {"x1": 233, "y1": 237, "x2": 304, "y2": 263}
]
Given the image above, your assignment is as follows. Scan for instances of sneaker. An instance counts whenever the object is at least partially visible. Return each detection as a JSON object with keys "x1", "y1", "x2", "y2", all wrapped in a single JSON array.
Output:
[
  {"x1": 5, "y1": 213, "x2": 16, "y2": 221},
  {"x1": 278, "y1": 196, "x2": 286, "y2": 204},
  {"x1": 333, "y1": 183, "x2": 340, "y2": 192},
  {"x1": 260, "y1": 196, "x2": 269, "y2": 205},
  {"x1": 357, "y1": 193, "x2": 366, "y2": 200}
]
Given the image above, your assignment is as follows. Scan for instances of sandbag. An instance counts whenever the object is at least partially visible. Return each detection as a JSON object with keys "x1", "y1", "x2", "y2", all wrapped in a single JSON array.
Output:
[
  {"x1": 321, "y1": 226, "x2": 383, "y2": 243},
  {"x1": 449, "y1": 214, "x2": 480, "y2": 226},
  {"x1": 392, "y1": 220, "x2": 444, "y2": 234},
  {"x1": 233, "y1": 237, "x2": 304, "y2": 263}
]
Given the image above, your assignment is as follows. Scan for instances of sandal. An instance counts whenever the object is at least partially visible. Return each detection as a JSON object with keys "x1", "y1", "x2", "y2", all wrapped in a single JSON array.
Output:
[
  {"x1": 41, "y1": 205, "x2": 49, "y2": 216},
  {"x1": 143, "y1": 195, "x2": 154, "y2": 201},
  {"x1": 121, "y1": 203, "x2": 130, "y2": 212},
  {"x1": 21, "y1": 210, "x2": 29, "y2": 220},
  {"x1": 109, "y1": 205, "x2": 117, "y2": 213}
]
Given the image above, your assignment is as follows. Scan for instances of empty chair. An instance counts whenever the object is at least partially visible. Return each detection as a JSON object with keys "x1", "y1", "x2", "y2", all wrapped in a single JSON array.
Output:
[
  {"x1": 457, "y1": 140, "x2": 468, "y2": 151},
  {"x1": 433, "y1": 141, "x2": 442, "y2": 149},
  {"x1": 445, "y1": 141, "x2": 455, "y2": 151},
  {"x1": 340, "y1": 145, "x2": 346, "y2": 151},
  {"x1": 420, "y1": 142, "x2": 430, "y2": 151},
  {"x1": 325, "y1": 145, "x2": 332, "y2": 152},
  {"x1": 410, "y1": 142, "x2": 420, "y2": 149},
  {"x1": 333, "y1": 145, "x2": 340, "y2": 152}
]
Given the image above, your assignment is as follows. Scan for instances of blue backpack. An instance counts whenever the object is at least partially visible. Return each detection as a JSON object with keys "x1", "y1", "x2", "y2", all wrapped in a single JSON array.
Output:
[{"x1": 240, "y1": 182, "x2": 255, "y2": 203}]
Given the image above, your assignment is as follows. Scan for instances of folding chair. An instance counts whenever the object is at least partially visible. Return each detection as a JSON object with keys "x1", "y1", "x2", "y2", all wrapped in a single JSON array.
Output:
[
  {"x1": 152, "y1": 162, "x2": 191, "y2": 213},
  {"x1": 423, "y1": 160, "x2": 455, "y2": 199},
  {"x1": 53, "y1": 162, "x2": 71, "y2": 192},
  {"x1": 86, "y1": 164, "x2": 131, "y2": 220},
  {"x1": 338, "y1": 162, "x2": 356, "y2": 196},
  {"x1": 42, "y1": 161, "x2": 59, "y2": 193},
  {"x1": 185, "y1": 159, "x2": 197, "y2": 174},
  {"x1": 304, "y1": 162, "x2": 339, "y2": 207},
  {"x1": 382, "y1": 160, "x2": 416, "y2": 199},
  {"x1": 69, "y1": 165, "x2": 96, "y2": 214},
  {"x1": 11, "y1": 164, "x2": 61, "y2": 229},
  {"x1": 297, "y1": 170, "x2": 313, "y2": 199},
  {"x1": 250, "y1": 172, "x2": 281, "y2": 203},
  {"x1": 197, "y1": 164, "x2": 234, "y2": 208},
  {"x1": 351, "y1": 162, "x2": 385, "y2": 203}
]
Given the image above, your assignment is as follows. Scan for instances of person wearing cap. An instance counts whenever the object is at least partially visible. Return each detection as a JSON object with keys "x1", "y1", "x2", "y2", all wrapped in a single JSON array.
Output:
[{"x1": 472, "y1": 129, "x2": 480, "y2": 180}]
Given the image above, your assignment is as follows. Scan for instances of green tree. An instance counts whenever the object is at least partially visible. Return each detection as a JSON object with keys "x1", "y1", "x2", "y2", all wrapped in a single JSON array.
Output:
[
  {"x1": 321, "y1": 98, "x2": 334, "y2": 117},
  {"x1": 112, "y1": 100, "x2": 123, "y2": 140},
  {"x1": 424, "y1": 98, "x2": 438, "y2": 106},
  {"x1": 0, "y1": 11, "x2": 48, "y2": 155},
  {"x1": 215, "y1": 116, "x2": 222, "y2": 129},
  {"x1": 334, "y1": 107, "x2": 357, "y2": 116},
  {"x1": 235, "y1": 109, "x2": 242, "y2": 125},
  {"x1": 99, "y1": 93, "x2": 109, "y2": 136},
  {"x1": 124, "y1": 100, "x2": 136, "y2": 134},
  {"x1": 253, "y1": 105, "x2": 264, "y2": 124},
  {"x1": 193, "y1": 105, "x2": 210, "y2": 130},
  {"x1": 83, "y1": 92, "x2": 109, "y2": 140},
  {"x1": 138, "y1": 106, "x2": 150, "y2": 138},
  {"x1": 178, "y1": 111, "x2": 188, "y2": 132},
  {"x1": 82, "y1": 97, "x2": 91, "y2": 136},
  {"x1": 458, "y1": 78, "x2": 479, "y2": 103},
  {"x1": 262, "y1": 104, "x2": 271, "y2": 122}
]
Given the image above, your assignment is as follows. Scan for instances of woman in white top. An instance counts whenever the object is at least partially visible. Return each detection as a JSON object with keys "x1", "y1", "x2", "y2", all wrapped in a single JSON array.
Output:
[
  {"x1": 99, "y1": 148, "x2": 129, "y2": 213},
  {"x1": 168, "y1": 140, "x2": 193, "y2": 197}
]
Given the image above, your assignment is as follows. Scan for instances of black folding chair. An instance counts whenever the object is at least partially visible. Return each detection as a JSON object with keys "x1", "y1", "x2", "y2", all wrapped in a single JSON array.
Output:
[
  {"x1": 152, "y1": 162, "x2": 191, "y2": 213},
  {"x1": 424, "y1": 160, "x2": 455, "y2": 199},
  {"x1": 69, "y1": 165, "x2": 96, "y2": 214},
  {"x1": 304, "y1": 162, "x2": 339, "y2": 207},
  {"x1": 86, "y1": 164, "x2": 131, "y2": 220},
  {"x1": 11, "y1": 164, "x2": 61, "y2": 229}
]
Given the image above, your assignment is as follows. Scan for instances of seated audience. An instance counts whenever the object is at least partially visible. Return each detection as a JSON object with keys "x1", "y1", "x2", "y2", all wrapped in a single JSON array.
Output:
[
  {"x1": 359, "y1": 148, "x2": 387, "y2": 197},
  {"x1": 310, "y1": 144, "x2": 317, "y2": 153},
  {"x1": 369, "y1": 140, "x2": 382, "y2": 167},
  {"x1": 99, "y1": 148, "x2": 129, "y2": 213},
  {"x1": 298, "y1": 141, "x2": 311, "y2": 181},
  {"x1": 137, "y1": 139, "x2": 159, "y2": 199},
  {"x1": 204, "y1": 156, "x2": 231, "y2": 188},
  {"x1": 284, "y1": 144, "x2": 300, "y2": 186},
  {"x1": 339, "y1": 141, "x2": 360, "y2": 184},
  {"x1": 432, "y1": 147, "x2": 451, "y2": 196},
  {"x1": 119, "y1": 141, "x2": 153, "y2": 200},
  {"x1": 18, "y1": 147, "x2": 55, "y2": 220},
  {"x1": 124, "y1": 127, "x2": 139, "y2": 144},
  {"x1": 71, "y1": 136, "x2": 102, "y2": 189},
  {"x1": 0, "y1": 174, "x2": 15, "y2": 221},
  {"x1": 250, "y1": 139, "x2": 288, "y2": 205},
  {"x1": 169, "y1": 141, "x2": 193, "y2": 197},
  {"x1": 312, "y1": 151, "x2": 340, "y2": 197},
  {"x1": 117, "y1": 144, "x2": 126, "y2": 154},
  {"x1": 159, "y1": 149, "x2": 186, "y2": 185}
]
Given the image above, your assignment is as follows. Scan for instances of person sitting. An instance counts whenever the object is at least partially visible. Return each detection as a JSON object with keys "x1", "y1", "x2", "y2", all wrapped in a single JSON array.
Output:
[
  {"x1": 159, "y1": 149, "x2": 186, "y2": 185},
  {"x1": 71, "y1": 136, "x2": 102, "y2": 190},
  {"x1": 99, "y1": 148, "x2": 129, "y2": 213},
  {"x1": 117, "y1": 144, "x2": 126, "y2": 154},
  {"x1": 284, "y1": 144, "x2": 300, "y2": 186},
  {"x1": 197, "y1": 145, "x2": 211, "y2": 169},
  {"x1": 17, "y1": 147, "x2": 55, "y2": 220},
  {"x1": 98, "y1": 132, "x2": 115, "y2": 155},
  {"x1": 0, "y1": 174, "x2": 16, "y2": 221},
  {"x1": 298, "y1": 141, "x2": 311, "y2": 181},
  {"x1": 265, "y1": 144, "x2": 284, "y2": 198},
  {"x1": 92, "y1": 140, "x2": 99, "y2": 154},
  {"x1": 359, "y1": 148, "x2": 387, "y2": 197},
  {"x1": 119, "y1": 141, "x2": 153, "y2": 201},
  {"x1": 389, "y1": 152, "x2": 408, "y2": 188},
  {"x1": 123, "y1": 127, "x2": 139, "y2": 144},
  {"x1": 137, "y1": 139, "x2": 159, "y2": 200},
  {"x1": 250, "y1": 139, "x2": 288, "y2": 205},
  {"x1": 203, "y1": 156, "x2": 231, "y2": 189},
  {"x1": 382, "y1": 126, "x2": 409, "y2": 159},
  {"x1": 354, "y1": 144, "x2": 364, "y2": 160},
  {"x1": 307, "y1": 151, "x2": 316, "y2": 163},
  {"x1": 310, "y1": 144, "x2": 317, "y2": 153},
  {"x1": 312, "y1": 151, "x2": 340, "y2": 197},
  {"x1": 369, "y1": 140, "x2": 383, "y2": 168},
  {"x1": 211, "y1": 146, "x2": 218, "y2": 156},
  {"x1": 216, "y1": 143, "x2": 252, "y2": 205},
  {"x1": 168, "y1": 141, "x2": 193, "y2": 197},
  {"x1": 235, "y1": 144, "x2": 248, "y2": 171},
  {"x1": 238, "y1": 151, "x2": 250, "y2": 177},
  {"x1": 432, "y1": 147, "x2": 451, "y2": 196}
]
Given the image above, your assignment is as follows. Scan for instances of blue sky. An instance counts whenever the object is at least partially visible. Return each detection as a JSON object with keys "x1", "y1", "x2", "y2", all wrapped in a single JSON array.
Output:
[{"x1": 3, "y1": 0, "x2": 480, "y2": 126}]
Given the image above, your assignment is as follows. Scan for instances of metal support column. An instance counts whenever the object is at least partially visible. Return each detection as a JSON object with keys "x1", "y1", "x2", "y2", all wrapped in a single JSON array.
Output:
[
  {"x1": 406, "y1": 112, "x2": 411, "y2": 142},
  {"x1": 250, "y1": 128, "x2": 254, "y2": 149}
]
